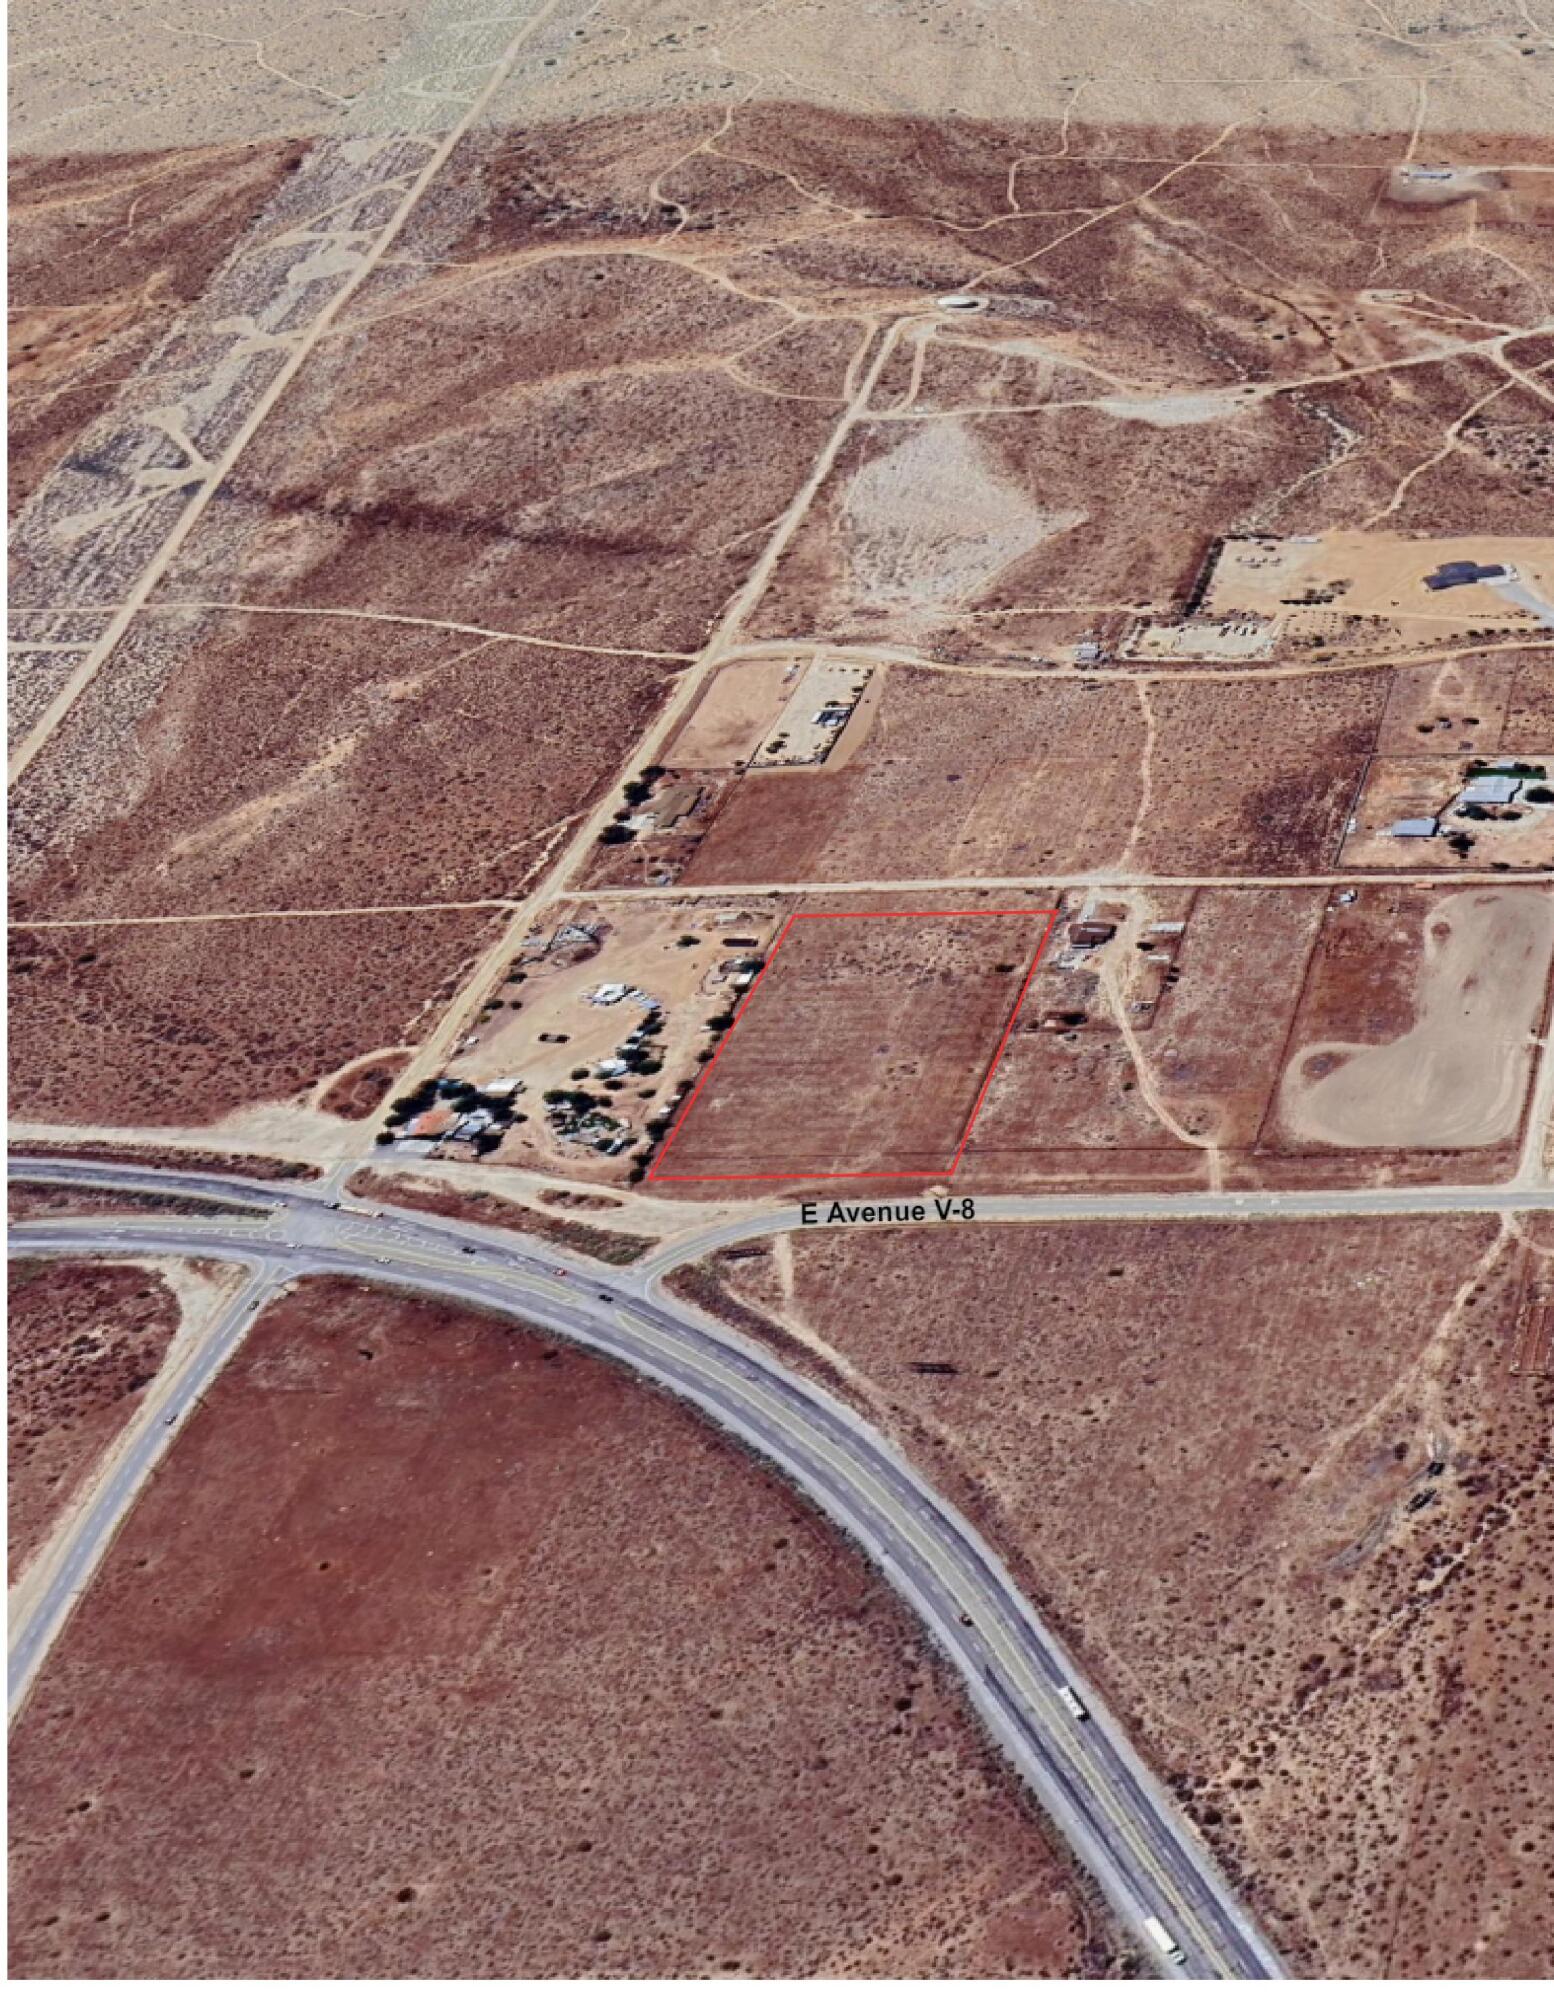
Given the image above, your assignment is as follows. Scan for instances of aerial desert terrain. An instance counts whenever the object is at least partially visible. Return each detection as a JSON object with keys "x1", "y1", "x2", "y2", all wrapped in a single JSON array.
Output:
[
  {"x1": 683, "y1": 1214, "x2": 1554, "y2": 1978},
  {"x1": 8, "y1": 1279, "x2": 1120, "y2": 1979},
  {"x1": 10, "y1": 0, "x2": 1554, "y2": 1980},
  {"x1": 8, "y1": 1259, "x2": 185, "y2": 1580}
]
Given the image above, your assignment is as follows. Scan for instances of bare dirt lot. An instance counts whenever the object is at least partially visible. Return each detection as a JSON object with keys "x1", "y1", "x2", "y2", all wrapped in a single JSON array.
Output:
[
  {"x1": 654, "y1": 905, "x2": 1052, "y2": 1181},
  {"x1": 688, "y1": 1213, "x2": 1554, "y2": 1978},
  {"x1": 9, "y1": 1276, "x2": 1119, "y2": 1978},
  {"x1": 9, "y1": 907, "x2": 505, "y2": 1129},
  {"x1": 8, "y1": 1259, "x2": 181, "y2": 1581}
]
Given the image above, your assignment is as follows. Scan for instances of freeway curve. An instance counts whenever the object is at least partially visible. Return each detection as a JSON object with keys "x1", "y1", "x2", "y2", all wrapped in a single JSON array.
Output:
[{"x1": 9, "y1": 1161, "x2": 1286, "y2": 1980}]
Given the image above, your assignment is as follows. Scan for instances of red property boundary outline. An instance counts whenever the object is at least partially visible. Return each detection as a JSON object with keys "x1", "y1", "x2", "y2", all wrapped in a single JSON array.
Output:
[{"x1": 647, "y1": 907, "x2": 1060, "y2": 1184}]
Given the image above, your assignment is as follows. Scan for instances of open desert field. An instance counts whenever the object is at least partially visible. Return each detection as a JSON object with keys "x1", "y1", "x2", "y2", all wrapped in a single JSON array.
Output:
[
  {"x1": 8, "y1": 1276, "x2": 1118, "y2": 1979},
  {"x1": 681, "y1": 661, "x2": 1386, "y2": 884},
  {"x1": 9, "y1": 906, "x2": 505, "y2": 1131},
  {"x1": 686, "y1": 1212, "x2": 1554, "y2": 1978},
  {"x1": 652, "y1": 904, "x2": 1053, "y2": 1182},
  {"x1": 9, "y1": 607, "x2": 676, "y2": 921},
  {"x1": 9, "y1": 1259, "x2": 184, "y2": 1581}
]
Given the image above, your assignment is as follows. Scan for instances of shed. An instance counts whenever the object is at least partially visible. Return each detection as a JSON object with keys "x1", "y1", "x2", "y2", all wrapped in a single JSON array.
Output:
[{"x1": 1388, "y1": 816, "x2": 1440, "y2": 837}]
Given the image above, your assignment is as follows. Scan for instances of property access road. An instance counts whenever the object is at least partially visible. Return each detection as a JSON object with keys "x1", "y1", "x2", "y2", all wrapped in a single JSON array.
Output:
[{"x1": 8, "y1": 1192, "x2": 1285, "y2": 1982}]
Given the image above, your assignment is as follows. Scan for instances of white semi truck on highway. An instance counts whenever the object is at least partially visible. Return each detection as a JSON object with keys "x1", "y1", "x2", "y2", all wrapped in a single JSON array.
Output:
[{"x1": 1143, "y1": 1915, "x2": 1186, "y2": 1964}]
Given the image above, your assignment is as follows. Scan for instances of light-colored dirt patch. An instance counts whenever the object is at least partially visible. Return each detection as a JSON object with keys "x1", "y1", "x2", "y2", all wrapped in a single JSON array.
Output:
[
  {"x1": 664, "y1": 657, "x2": 799, "y2": 769},
  {"x1": 1124, "y1": 615, "x2": 1275, "y2": 661},
  {"x1": 1094, "y1": 390, "x2": 1240, "y2": 427},
  {"x1": 842, "y1": 422, "x2": 1084, "y2": 611},
  {"x1": 1279, "y1": 887, "x2": 1554, "y2": 1150},
  {"x1": 1384, "y1": 165, "x2": 1508, "y2": 209}
]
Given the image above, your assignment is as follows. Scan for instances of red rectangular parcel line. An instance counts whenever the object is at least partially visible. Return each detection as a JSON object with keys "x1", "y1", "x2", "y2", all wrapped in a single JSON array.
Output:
[{"x1": 647, "y1": 907, "x2": 1059, "y2": 1185}]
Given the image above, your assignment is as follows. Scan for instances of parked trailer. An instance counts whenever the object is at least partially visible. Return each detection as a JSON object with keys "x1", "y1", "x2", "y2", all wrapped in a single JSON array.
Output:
[
  {"x1": 1143, "y1": 1916, "x2": 1186, "y2": 1965},
  {"x1": 1056, "y1": 1683, "x2": 1089, "y2": 1721}
]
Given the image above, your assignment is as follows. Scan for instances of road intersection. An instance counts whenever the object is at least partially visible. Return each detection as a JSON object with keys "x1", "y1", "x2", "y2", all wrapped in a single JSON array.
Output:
[
  {"x1": 5, "y1": 1153, "x2": 1310, "y2": 1979},
  {"x1": 12, "y1": 1150, "x2": 1554, "y2": 1976}
]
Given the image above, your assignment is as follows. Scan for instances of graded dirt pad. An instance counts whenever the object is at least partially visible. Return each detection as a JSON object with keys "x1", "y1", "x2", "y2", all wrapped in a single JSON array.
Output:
[
  {"x1": 682, "y1": 663, "x2": 1385, "y2": 884},
  {"x1": 693, "y1": 1215, "x2": 1554, "y2": 1977},
  {"x1": 9, "y1": 609, "x2": 675, "y2": 920},
  {"x1": 1274, "y1": 885, "x2": 1554, "y2": 1154},
  {"x1": 9, "y1": 907, "x2": 504, "y2": 1129},
  {"x1": 8, "y1": 144, "x2": 302, "y2": 513},
  {"x1": 9, "y1": 1277, "x2": 1118, "y2": 1979},
  {"x1": 654, "y1": 907, "x2": 1051, "y2": 1181},
  {"x1": 8, "y1": 1259, "x2": 181, "y2": 1581}
]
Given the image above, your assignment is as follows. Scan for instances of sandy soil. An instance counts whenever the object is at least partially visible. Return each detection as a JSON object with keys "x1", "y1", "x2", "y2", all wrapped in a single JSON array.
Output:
[
  {"x1": 664, "y1": 657, "x2": 799, "y2": 768},
  {"x1": 9, "y1": 1276, "x2": 1118, "y2": 1978},
  {"x1": 1278, "y1": 886, "x2": 1554, "y2": 1151},
  {"x1": 480, "y1": 0, "x2": 1554, "y2": 139},
  {"x1": 9, "y1": 0, "x2": 425, "y2": 152},
  {"x1": 8, "y1": 1259, "x2": 182, "y2": 1581},
  {"x1": 841, "y1": 421, "x2": 1083, "y2": 619},
  {"x1": 688, "y1": 1213, "x2": 1554, "y2": 1977}
]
